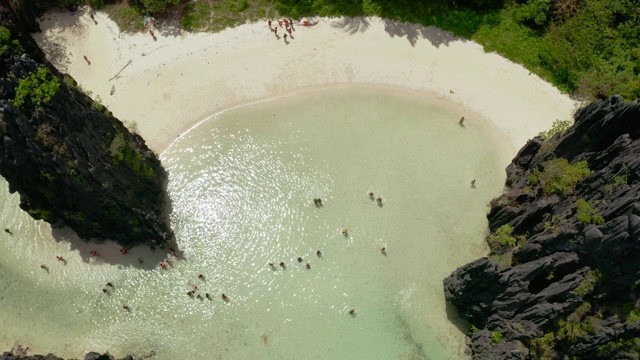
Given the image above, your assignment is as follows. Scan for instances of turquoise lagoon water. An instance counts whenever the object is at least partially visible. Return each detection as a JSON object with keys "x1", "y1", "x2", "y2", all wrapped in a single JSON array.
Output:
[{"x1": 0, "y1": 87, "x2": 510, "y2": 359}]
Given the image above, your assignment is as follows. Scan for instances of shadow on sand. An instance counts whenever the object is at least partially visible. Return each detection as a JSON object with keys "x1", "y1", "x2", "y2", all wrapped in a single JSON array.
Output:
[{"x1": 330, "y1": 16, "x2": 463, "y2": 48}]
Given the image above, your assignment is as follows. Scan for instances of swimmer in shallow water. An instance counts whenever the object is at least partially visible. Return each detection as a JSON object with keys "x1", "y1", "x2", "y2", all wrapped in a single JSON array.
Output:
[{"x1": 221, "y1": 293, "x2": 228, "y2": 301}]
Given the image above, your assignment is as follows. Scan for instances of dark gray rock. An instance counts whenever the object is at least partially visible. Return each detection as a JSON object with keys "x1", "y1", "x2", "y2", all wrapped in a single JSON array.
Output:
[
  {"x1": 0, "y1": 2, "x2": 173, "y2": 247},
  {"x1": 445, "y1": 96, "x2": 640, "y2": 359}
]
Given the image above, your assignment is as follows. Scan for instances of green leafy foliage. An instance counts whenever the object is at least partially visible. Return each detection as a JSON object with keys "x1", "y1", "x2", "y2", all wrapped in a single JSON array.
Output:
[
  {"x1": 13, "y1": 67, "x2": 60, "y2": 111},
  {"x1": 0, "y1": 26, "x2": 23, "y2": 57},
  {"x1": 490, "y1": 331, "x2": 503, "y2": 343},
  {"x1": 527, "y1": 158, "x2": 590, "y2": 196},
  {"x1": 597, "y1": 337, "x2": 640, "y2": 357},
  {"x1": 604, "y1": 169, "x2": 630, "y2": 192},
  {"x1": 109, "y1": 131, "x2": 154, "y2": 177},
  {"x1": 575, "y1": 198, "x2": 605, "y2": 225},
  {"x1": 557, "y1": 302, "x2": 597, "y2": 342},
  {"x1": 573, "y1": 269, "x2": 602, "y2": 295},
  {"x1": 529, "y1": 332, "x2": 557, "y2": 360},
  {"x1": 538, "y1": 119, "x2": 572, "y2": 140},
  {"x1": 487, "y1": 224, "x2": 527, "y2": 248},
  {"x1": 131, "y1": 0, "x2": 179, "y2": 13}
]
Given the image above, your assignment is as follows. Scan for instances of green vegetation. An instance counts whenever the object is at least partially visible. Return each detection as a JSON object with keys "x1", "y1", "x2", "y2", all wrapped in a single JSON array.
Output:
[
  {"x1": 0, "y1": 26, "x2": 23, "y2": 57},
  {"x1": 604, "y1": 169, "x2": 630, "y2": 192},
  {"x1": 181, "y1": 0, "x2": 274, "y2": 32},
  {"x1": 543, "y1": 214, "x2": 561, "y2": 232},
  {"x1": 556, "y1": 302, "x2": 599, "y2": 342},
  {"x1": 63, "y1": 211, "x2": 86, "y2": 223},
  {"x1": 573, "y1": 269, "x2": 603, "y2": 295},
  {"x1": 28, "y1": 208, "x2": 53, "y2": 221},
  {"x1": 13, "y1": 67, "x2": 61, "y2": 111},
  {"x1": 490, "y1": 331, "x2": 503, "y2": 344},
  {"x1": 628, "y1": 308, "x2": 640, "y2": 323},
  {"x1": 557, "y1": 302, "x2": 598, "y2": 342},
  {"x1": 487, "y1": 224, "x2": 527, "y2": 248},
  {"x1": 546, "y1": 271, "x2": 554, "y2": 281},
  {"x1": 40, "y1": 170, "x2": 55, "y2": 181},
  {"x1": 597, "y1": 337, "x2": 640, "y2": 357},
  {"x1": 102, "y1": 3, "x2": 145, "y2": 32},
  {"x1": 527, "y1": 158, "x2": 591, "y2": 197},
  {"x1": 488, "y1": 252, "x2": 513, "y2": 270},
  {"x1": 575, "y1": 198, "x2": 605, "y2": 225},
  {"x1": 529, "y1": 332, "x2": 557, "y2": 360},
  {"x1": 538, "y1": 119, "x2": 572, "y2": 140},
  {"x1": 109, "y1": 131, "x2": 154, "y2": 177}
]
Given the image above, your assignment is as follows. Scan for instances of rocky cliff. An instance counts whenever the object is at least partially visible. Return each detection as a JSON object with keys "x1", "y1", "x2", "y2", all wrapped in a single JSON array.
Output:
[
  {"x1": 0, "y1": 1, "x2": 172, "y2": 247},
  {"x1": 444, "y1": 96, "x2": 640, "y2": 359}
]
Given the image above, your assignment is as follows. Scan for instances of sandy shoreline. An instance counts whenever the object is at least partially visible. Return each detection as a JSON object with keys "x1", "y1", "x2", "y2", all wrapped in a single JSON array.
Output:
[{"x1": 34, "y1": 7, "x2": 578, "y2": 155}]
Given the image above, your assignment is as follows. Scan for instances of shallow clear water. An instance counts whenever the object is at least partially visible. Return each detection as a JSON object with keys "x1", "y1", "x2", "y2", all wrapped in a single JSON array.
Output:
[{"x1": 0, "y1": 86, "x2": 509, "y2": 359}]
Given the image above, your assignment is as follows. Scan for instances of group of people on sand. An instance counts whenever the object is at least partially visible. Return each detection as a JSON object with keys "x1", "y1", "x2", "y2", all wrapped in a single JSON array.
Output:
[{"x1": 268, "y1": 18, "x2": 296, "y2": 43}]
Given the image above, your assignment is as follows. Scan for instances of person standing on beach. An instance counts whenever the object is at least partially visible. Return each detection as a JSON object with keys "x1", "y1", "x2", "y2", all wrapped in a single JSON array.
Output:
[
  {"x1": 284, "y1": 34, "x2": 288, "y2": 43},
  {"x1": 83, "y1": 55, "x2": 90, "y2": 65},
  {"x1": 458, "y1": 116, "x2": 465, "y2": 126},
  {"x1": 470, "y1": 179, "x2": 476, "y2": 188},
  {"x1": 268, "y1": 20, "x2": 272, "y2": 28}
]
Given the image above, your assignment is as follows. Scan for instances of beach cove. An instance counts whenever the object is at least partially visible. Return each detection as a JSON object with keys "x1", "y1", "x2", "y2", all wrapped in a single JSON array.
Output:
[{"x1": 0, "y1": 8, "x2": 576, "y2": 359}]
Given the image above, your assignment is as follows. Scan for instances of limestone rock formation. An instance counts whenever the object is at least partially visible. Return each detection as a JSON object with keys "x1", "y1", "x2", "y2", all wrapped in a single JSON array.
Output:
[
  {"x1": 444, "y1": 96, "x2": 640, "y2": 359},
  {"x1": 0, "y1": 1, "x2": 172, "y2": 247}
]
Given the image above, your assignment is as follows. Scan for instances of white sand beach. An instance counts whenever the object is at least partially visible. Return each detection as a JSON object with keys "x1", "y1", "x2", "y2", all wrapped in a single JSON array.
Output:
[{"x1": 34, "y1": 7, "x2": 577, "y2": 155}]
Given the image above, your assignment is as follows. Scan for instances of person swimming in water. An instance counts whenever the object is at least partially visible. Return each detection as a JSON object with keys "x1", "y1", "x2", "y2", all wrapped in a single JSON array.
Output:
[
  {"x1": 198, "y1": 274, "x2": 204, "y2": 280},
  {"x1": 369, "y1": 192, "x2": 374, "y2": 199},
  {"x1": 206, "y1": 293, "x2": 212, "y2": 300},
  {"x1": 377, "y1": 197, "x2": 383, "y2": 205},
  {"x1": 90, "y1": 250, "x2": 98, "y2": 256},
  {"x1": 40, "y1": 264, "x2": 49, "y2": 271},
  {"x1": 297, "y1": 257, "x2": 303, "y2": 263},
  {"x1": 122, "y1": 305, "x2": 130, "y2": 311},
  {"x1": 342, "y1": 228, "x2": 348, "y2": 235},
  {"x1": 221, "y1": 293, "x2": 228, "y2": 301},
  {"x1": 106, "y1": 282, "x2": 114, "y2": 287},
  {"x1": 306, "y1": 263, "x2": 311, "y2": 269},
  {"x1": 278, "y1": 261, "x2": 285, "y2": 268},
  {"x1": 348, "y1": 309, "x2": 356, "y2": 315},
  {"x1": 316, "y1": 250, "x2": 322, "y2": 257}
]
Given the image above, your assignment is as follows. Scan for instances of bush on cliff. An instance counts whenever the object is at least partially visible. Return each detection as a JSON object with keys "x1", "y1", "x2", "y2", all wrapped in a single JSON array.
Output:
[
  {"x1": 12, "y1": 67, "x2": 60, "y2": 111},
  {"x1": 527, "y1": 158, "x2": 591, "y2": 196},
  {"x1": 0, "y1": 26, "x2": 23, "y2": 57},
  {"x1": 575, "y1": 198, "x2": 605, "y2": 225}
]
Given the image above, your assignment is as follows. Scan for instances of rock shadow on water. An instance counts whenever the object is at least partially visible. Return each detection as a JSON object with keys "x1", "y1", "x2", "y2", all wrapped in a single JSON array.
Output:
[
  {"x1": 50, "y1": 226, "x2": 176, "y2": 269},
  {"x1": 445, "y1": 299, "x2": 470, "y2": 335}
]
